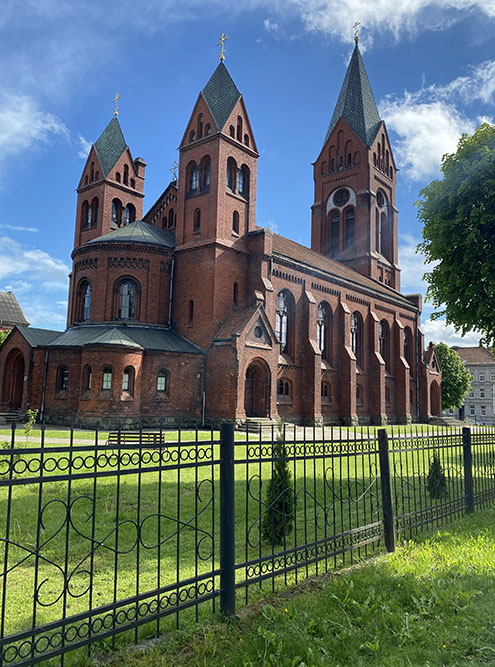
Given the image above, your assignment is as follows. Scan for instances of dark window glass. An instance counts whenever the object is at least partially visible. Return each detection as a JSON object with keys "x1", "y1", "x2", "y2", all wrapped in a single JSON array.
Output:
[{"x1": 334, "y1": 188, "x2": 350, "y2": 207}]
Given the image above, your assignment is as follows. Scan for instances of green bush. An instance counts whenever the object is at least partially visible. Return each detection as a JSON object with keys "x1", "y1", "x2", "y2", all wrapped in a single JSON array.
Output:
[
  {"x1": 262, "y1": 422, "x2": 294, "y2": 547},
  {"x1": 427, "y1": 451, "x2": 447, "y2": 499}
]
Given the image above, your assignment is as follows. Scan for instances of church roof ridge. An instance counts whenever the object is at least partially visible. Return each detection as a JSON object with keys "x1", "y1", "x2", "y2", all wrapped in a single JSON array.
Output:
[
  {"x1": 201, "y1": 61, "x2": 241, "y2": 131},
  {"x1": 93, "y1": 117, "x2": 128, "y2": 177},
  {"x1": 324, "y1": 43, "x2": 382, "y2": 147}
]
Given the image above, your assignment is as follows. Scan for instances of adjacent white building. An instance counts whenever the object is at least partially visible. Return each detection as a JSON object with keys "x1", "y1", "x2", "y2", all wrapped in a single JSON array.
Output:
[{"x1": 448, "y1": 347, "x2": 495, "y2": 425}]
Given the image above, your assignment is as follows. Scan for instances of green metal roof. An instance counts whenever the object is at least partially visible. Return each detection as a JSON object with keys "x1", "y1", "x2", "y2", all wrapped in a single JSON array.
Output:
[
  {"x1": 324, "y1": 43, "x2": 382, "y2": 148},
  {"x1": 85, "y1": 220, "x2": 175, "y2": 249},
  {"x1": 47, "y1": 325, "x2": 204, "y2": 354},
  {"x1": 16, "y1": 325, "x2": 61, "y2": 347},
  {"x1": 202, "y1": 62, "x2": 241, "y2": 131},
  {"x1": 93, "y1": 117, "x2": 127, "y2": 177}
]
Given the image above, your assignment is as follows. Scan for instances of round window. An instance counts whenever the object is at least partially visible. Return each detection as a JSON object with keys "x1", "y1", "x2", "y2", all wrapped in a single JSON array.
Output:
[
  {"x1": 254, "y1": 326, "x2": 262, "y2": 339},
  {"x1": 334, "y1": 188, "x2": 350, "y2": 207}
]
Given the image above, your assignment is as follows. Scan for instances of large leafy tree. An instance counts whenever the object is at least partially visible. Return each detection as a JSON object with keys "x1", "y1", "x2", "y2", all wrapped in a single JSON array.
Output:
[
  {"x1": 417, "y1": 123, "x2": 495, "y2": 346},
  {"x1": 435, "y1": 342, "x2": 472, "y2": 410}
]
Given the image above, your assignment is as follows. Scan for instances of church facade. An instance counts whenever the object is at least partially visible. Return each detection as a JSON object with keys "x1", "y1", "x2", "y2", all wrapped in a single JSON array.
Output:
[{"x1": 0, "y1": 44, "x2": 442, "y2": 428}]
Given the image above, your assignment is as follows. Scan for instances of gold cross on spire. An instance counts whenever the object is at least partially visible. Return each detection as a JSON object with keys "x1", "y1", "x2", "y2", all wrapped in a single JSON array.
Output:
[
  {"x1": 113, "y1": 92, "x2": 121, "y2": 117},
  {"x1": 353, "y1": 21, "x2": 361, "y2": 44},
  {"x1": 217, "y1": 33, "x2": 229, "y2": 62}
]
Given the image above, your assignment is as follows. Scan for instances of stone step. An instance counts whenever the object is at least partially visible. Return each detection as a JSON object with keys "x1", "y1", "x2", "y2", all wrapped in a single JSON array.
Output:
[
  {"x1": 0, "y1": 411, "x2": 24, "y2": 425},
  {"x1": 428, "y1": 416, "x2": 465, "y2": 427}
]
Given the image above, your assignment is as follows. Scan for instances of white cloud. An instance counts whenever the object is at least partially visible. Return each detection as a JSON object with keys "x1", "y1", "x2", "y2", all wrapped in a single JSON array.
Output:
[
  {"x1": 398, "y1": 233, "x2": 437, "y2": 294},
  {"x1": 422, "y1": 318, "x2": 481, "y2": 347},
  {"x1": 0, "y1": 93, "x2": 68, "y2": 172},
  {"x1": 78, "y1": 135, "x2": 92, "y2": 160},
  {"x1": 0, "y1": 224, "x2": 38, "y2": 232},
  {"x1": 0, "y1": 236, "x2": 69, "y2": 284}
]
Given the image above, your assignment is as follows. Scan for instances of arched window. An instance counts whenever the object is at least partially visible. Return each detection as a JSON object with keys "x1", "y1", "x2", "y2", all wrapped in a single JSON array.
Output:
[
  {"x1": 130, "y1": 178, "x2": 135, "y2": 188},
  {"x1": 123, "y1": 164, "x2": 129, "y2": 185},
  {"x1": 201, "y1": 157, "x2": 211, "y2": 189},
  {"x1": 233, "y1": 282, "x2": 238, "y2": 308},
  {"x1": 116, "y1": 172, "x2": 121, "y2": 183},
  {"x1": 347, "y1": 153, "x2": 352, "y2": 167},
  {"x1": 157, "y1": 369, "x2": 169, "y2": 393},
  {"x1": 193, "y1": 209, "x2": 201, "y2": 233},
  {"x1": 350, "y1": 312, "x2": 361, "y2": 365},
  {"x1": 90, "y1": 162, "x2": 94, "y2": 182},
  {"x1": 321, "y1": 381, "x2": 331, "y2": 401},
  {"x1": 379, "y1": 320, "x2": 390, "y2": 368},
  {"x1": 122, "y1": 366, "x2": 135, "y2": 395},
  {"x1": 205, "y1": 123, "x2": 211, "y2": 136},
  {"x1": 123, "y1": 203, "x2": 136, "y2": 225},
  {"x1": 83, "y1": 365, "x2": 92, "y2": 391},
  {"x1": 79, "y1": 281, "x2": 92, "y2": 321},
  {"x1": 118, "y1": 281, "x2": 137, "y2": 319},
  {"x1": 317, "y1": 302, "x2": 332, "y2": 361},
  {"x1": 189, "y1": 130, "x2": 195, "y2": 142},
  {"x1": 330, "y1": 158, "x2": 335, "y2": 172},
  {"x1": 226, "y1": 157, "x2": 237, "y2": 191},
  {"x1": 197, "y1": 113, "x2": 203, "y2": 139},
  {"x1": 84, "y1": 175, "x2": 89, "y2": 185},
  {"x1": 188, "y1": 300, "x2": 194, "y2": 326},
  {"x1": 385, "y1": 386, "x2": 391, "y2": 405},
  {"x1": 95, "y1": 171, "x2": 99, "y2": 180},
  {"x1": 232, "y1": 210, "x2": 239, "y2": 234},
  {"x1": 57, "y1": 366, "x2": 69, "y2": 391},
  {"x1": 168, "y1": 208, "x2": 175, "y2": 228},
  {"x1": 238, "y1": 165, "x2": 249, "y2": 198},
  {"x1": 81, "y1": 200, "x2": 89, "y2": 228},
  {"x1": 244, "y1": 134, "x2": 249, "y2": 147},
  {"x1": 229, "y1": 125, "x2": 235, "y2": 138},
  {"x1": 356, "y1": 384, "x2": 363, "y2": 404},
  {"x1": 112, "y1": 199, "x2": 122, "y2": 227},
  {"x1": 90, "y1": 197, "x2": 98, "y2": 227},
  {"x1": 102, "y1": 366, "x2": 112, "y2": 390},
  {"x1": 375, "y1": 209, "x2": 380, "y2": 254},
  {"x1": 236, "y1": 116, "x2": 243, "y2": 141},
  {"x1": 321, "y1": 161, "x2": 327, "y2": 175},
  {"x1": 344, "y1": 208, "x2": 354, "y2": 248},
  {"x1": 275, "y1": 291, "x2": 293, "y2": 356},
  {"x1": 330, "y1": 211, "x2": 340, "y2": 256},
  {"x1": 162, "y1": 215, "x2": 167, "y2": 229},
  {"x1": 404, "y1": 327, "x2": 413, "y2": 372},
  {"x1": 277, "y1": 379, "x2": 291, "y2": 397}
]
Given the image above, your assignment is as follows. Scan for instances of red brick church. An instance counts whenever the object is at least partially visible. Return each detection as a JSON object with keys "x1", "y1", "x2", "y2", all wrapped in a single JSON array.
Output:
[{"x1": 0, "y1": 43, "x2": 442, "y2": 427}]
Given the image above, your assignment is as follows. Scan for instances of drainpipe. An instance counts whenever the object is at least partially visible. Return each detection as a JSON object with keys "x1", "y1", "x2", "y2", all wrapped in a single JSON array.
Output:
[
  {"x1": 201, "y1": 352, "x2": 207, "y2": 427},
  {"x1": 167, "y1": 257, "x2": 176, "y2": 328},
  {"x1": 40, "y1": 348, "x2": 49, "y2": 422}
]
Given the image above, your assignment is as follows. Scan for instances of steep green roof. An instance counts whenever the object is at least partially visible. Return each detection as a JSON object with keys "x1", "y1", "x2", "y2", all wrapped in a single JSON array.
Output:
[
  {"x1": 202, "y1": 62, "x2": 241, "y2": 131},
  {"x1": 93, "y1": 117, "x2": 127, "y2": 177},
  {"x1": 324, "y1": 43, "x2": 382, "y2": 147},
  {"x1": 85, "y1": 220, "x2": 175, "y2": 249}
]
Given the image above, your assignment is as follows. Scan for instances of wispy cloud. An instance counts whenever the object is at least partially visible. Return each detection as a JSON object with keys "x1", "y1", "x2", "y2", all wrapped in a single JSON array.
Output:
[
  {"x1": 77, "y1": 135, "x2": 92, "y2": 159},
  {"x1": 422, "y1": 318, "x2": 481, "y2": 347},
  {"x1": 0, "y1": 224, "x2": 38, "y2": 233},
  {"x1": 0, "y1": 236, "x2": 69, "y2": 285}
]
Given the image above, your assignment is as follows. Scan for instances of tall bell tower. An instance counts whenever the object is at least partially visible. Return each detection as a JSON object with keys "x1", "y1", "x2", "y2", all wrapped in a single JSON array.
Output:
[{"x1": 311, "y1": 40, "x2": 400, "y2": 289}]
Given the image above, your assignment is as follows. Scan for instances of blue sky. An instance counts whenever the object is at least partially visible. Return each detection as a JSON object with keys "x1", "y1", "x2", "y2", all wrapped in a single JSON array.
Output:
[{"x1": 0, "y1": 0, "x2": 494, "y2": 345}]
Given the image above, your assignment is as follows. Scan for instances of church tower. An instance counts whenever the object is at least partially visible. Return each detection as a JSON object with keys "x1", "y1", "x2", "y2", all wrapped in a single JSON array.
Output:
[
  {"x1": 173, "y1": 60, "x2": 259, "y2": 348},
  {"x1": 311, "y1": 41, "x2": 400, "y2": 289},
  {"x1": 74, "y1": 117, "x2": 146, "y2": 248}
]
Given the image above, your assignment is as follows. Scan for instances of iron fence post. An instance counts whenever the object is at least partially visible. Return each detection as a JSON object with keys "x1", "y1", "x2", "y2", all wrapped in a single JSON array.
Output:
[
  {"x1": 378, "y1": 428, "x2": 396, "y2": 553},
  {"x1": 463, "y1": 427, "x2": 474, "y2": 514},
  {"x1": 220, "y1": 422, "x2": 236, "y2": 616}
]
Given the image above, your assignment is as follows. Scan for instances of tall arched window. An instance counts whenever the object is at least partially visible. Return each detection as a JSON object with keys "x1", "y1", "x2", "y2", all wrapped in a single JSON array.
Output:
[
  {"x1": 191, "y1": 165, "x2": 200, "y2": 191},
  {"x1": 226, "y1": 157, "x2": 237, "y2": 191},
  {"x1": 83, "y1": 365, "x2": 92, "y2": 391},
  {"x1": 122, "y1": 366, "x2": 135, "y2": 395},
  {"x1": 330, "y1": 211, "x2": 340, "y2": 256},
  {"x1": 112, "y1": 199, "x2": 122, "y2": 227},
  {"x1": 317, "y1": 302, "x2": 332, "y2": 361},
  {"x1": 232, "y1": 210, "x2": 240, "y2": 234},
  {"x1": 81, "y1": 200, "x2": 89, "y2": 228},
  {"x1": 201, "y1": 157, "x2": 211, "y2": 189},
  {"x1": 157, "y1": 369, "x2": 169, "y2": 393},
  {"x1": 236, "y1": 116, "x2": 243, "y2": 141},
  {"x1": 197, "y1": 113, "x2": 203, "y2": 139},
  {"x1": 238, "y1": 165, "x2": 249, "y2": 198},
  {"x1": 123, "y1": 204, "x2": 136, "y2": 226},
  {"x1": 193, "y1": 209, "x2": 201, "y2": 233},
  {"x1": 116, "y1": 172, "x2": 121, "y2": 183},
  {"x1": 379, "y1": 320, "x2": 390, "y2": 368},
  {"x1": 350, "y1": 312, "x2": 361, "y2": 365},
  {"x1": 168, "y1": 208, "x2": 175, "y2": 228},
  {"x1": 118, "y1": 281, "x2": 137, "y2": 319},
  {"x1": 275, "y1": 291, "x2": 293, "y2": 355},
  {"x1": 57, "y1": 366, "x2": 69, "y2": 391},
  {"x1": 102, "y1": 366, "x2": 112, "y2": 390},
  {"x1": 80, "y1": 281, "x2": 92, "y2": 321},
  {"x1": 344, "y1": 208, "x2": 354, "y2": 248},
  {"x1": 90, "y1": 162, "x2": 94, "y2": 182},
  {"x1": 123, "y1": 164, "x2": 129, "y2": 185},
  {"x1": 233, "y1": 282, "x2": 238, "y2": 308},
  {"x1": 404, "y1": 326, "x2": 413, "y2": 373}
]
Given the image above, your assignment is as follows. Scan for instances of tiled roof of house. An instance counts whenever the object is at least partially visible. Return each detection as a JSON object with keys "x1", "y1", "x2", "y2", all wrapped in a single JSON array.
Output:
[
  {"x1": 16, "y1": 325, "x2": 61, "y2": 347},
  {"x1": 93, "y1": 117, "x2": 127, "y2": 177},
  {"x1": 271, "y1": 234, "x2": 417, "y2": 310},
  {"x1": 452, "y1": 346, "x2": 495, "y2": 365},
  {"x1": 85, "y1": 220, "x2": 175, "y2": 249},
  {"x1": 0, "y1": 292, "x2": 29, "y2": 326},
  {"x1": 214, "y1": 307, "x2": 258, "y2": 340},
  {"x1": 324, "y1": 43, "x2": 382, "y2": 148},
  {"x1": 202, "y1": 62, "x2": 241, "y2": 132}
]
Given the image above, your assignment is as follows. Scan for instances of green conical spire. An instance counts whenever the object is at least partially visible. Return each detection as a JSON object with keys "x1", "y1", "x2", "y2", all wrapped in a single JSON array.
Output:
[
  {"x1": 324, "y1": 43, "x2": 382, "y2": 147},
  {"x1": 201, "y1": 62, "x2": 241, "y2": 131},
  {"x1": 93, "y1": 117, "x2": 127, "y2": 177}
]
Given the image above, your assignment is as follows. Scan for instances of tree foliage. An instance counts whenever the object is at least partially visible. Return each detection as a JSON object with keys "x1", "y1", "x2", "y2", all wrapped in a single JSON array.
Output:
[
  {"x1": 435, "y1": 342, "x2": 472, "y2": 410},
  {"x1": 427, "y1": 452, "x2": 447, "y2": 499},
  {"x1": 262, "y1": 422, "x2": 294, "y2": 547},
  {"x1": 417, "y1": 123, "x2": 495, "y2": 346},
  {"x1": 0, "y1": 330, "x2": 9, "y2": 345}
]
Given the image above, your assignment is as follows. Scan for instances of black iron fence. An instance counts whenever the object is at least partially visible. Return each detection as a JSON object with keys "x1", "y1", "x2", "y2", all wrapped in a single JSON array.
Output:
[{"x1": 0, "y1": 422, "x2": 493, "y2": 665}]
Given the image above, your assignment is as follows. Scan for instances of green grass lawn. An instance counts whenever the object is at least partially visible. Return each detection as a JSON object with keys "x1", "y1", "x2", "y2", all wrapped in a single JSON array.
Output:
[{"x1": 104, "y1": 507, "x2": 495, "y2": 666}]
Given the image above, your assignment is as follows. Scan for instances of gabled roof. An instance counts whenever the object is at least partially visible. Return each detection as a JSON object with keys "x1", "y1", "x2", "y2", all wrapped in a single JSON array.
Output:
[
  {"x1": 452, "y1": 346, "x2": 495, "y2": 365},
  {"x1": 47, "y1": 325, "x2": 203, "y2": 354},
  {"x1": 0, "y1": 292, "x2": 29, "y2": 326},
  {"x1": 93, "y1": 117, "x2": 127, "y2": 177},
  {"x1": 214, "y1": 307, "x2": 258, "y2": 340},
  {"x1": 85, "y1": 220, "x2": 175, "y2": 249},
  {"x1": 202, "y1": 62, "x2": 241, "y2": 131},
  {"x1": 271, "y1": 234, "x2": 416, "y2": 310},
  {"x1": 324, "y1": 43, "x2": 382, "y2": 148},
  {"x1": 16, "y1": 325, "x2": 61, "y2": 347}
]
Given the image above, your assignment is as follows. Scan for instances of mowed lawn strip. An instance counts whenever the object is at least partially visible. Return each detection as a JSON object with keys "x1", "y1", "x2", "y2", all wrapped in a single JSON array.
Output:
[{"x1": 107, "y1": 508, "x2": 495, "y2": 667}]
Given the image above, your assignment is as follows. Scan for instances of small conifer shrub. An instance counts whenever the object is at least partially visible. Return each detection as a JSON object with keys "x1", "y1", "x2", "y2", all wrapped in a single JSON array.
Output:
[
  {"x1": 262, "y1": 422, "x2": 294, "y2": 546},
  {"x1": 427, "y1": 451, "x2": 447, "y2": 499}
]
